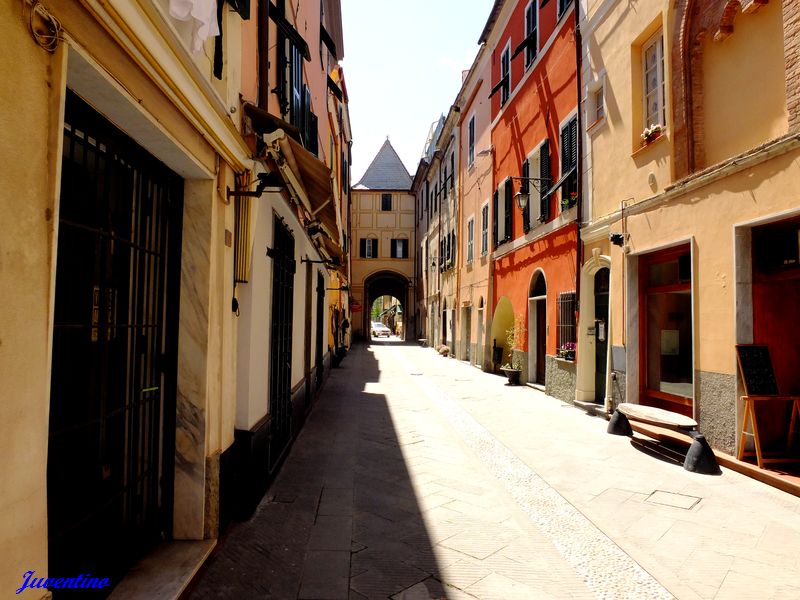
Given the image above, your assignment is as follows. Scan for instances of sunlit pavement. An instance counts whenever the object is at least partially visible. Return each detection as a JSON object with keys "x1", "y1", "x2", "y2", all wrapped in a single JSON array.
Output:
[{"x1": 187, "y1": 342, "x2": 800, "y2": 599}]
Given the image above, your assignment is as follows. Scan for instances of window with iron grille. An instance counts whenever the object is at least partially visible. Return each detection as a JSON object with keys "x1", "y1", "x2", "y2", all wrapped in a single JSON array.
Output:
[
  {"x1": 557, "y1": 291, "x2": 577, "y2": 354},
  {"x1": 381, "y1": 193, "x2": 392, "y2": 211}
]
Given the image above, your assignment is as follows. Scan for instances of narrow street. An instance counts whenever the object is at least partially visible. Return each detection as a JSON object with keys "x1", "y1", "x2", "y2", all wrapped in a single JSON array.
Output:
[{"x1": 188, "y1": 342, "x2": 800, "y2": 600}]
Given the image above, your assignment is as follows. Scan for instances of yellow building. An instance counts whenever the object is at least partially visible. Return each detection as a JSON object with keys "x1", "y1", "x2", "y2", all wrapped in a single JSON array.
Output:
[
  {"x1": 0, "y1": 0, "x2": 349, "y2": 594},
  {"x1": 351, "y1": 141, "x2": 416, "y2": 340},
  {"x1": 579, "y1": 0, "x2": 799, "y2": 460}
]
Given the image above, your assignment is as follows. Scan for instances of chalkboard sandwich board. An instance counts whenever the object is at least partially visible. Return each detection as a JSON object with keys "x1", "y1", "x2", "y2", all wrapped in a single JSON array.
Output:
[{"x1": 736, "y1": 344, "x2": 780, "y2": 396}]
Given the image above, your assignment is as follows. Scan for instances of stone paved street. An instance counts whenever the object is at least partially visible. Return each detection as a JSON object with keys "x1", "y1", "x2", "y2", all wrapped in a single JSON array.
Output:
[{"x1": 187, "y1": 342, "x2": 800, "y2": 599}]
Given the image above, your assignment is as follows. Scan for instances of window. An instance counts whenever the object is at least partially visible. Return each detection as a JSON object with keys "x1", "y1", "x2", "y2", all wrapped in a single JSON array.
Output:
[
  {"x1": 558, "y1": 0, "x2": 570, "y2": 18},
  {"x1": 557, "y1": 291, "x2": 577, "y2": 355},
  {"x1": 443, "y1": 164, "x2": 448, "y2": 200},
  {"x1": 381, "y1": 193, "x2": 392, "y2": 211},
  {"x1": 590, "y1": 86, "x2": 604, "y2": 125},
  {"x1": 524, "y1": 1, "x2": 538, "y2": 68},
  {"x1": 500, "y1": 45, "x2": 511, "y2": 105},
  {"x1": 449, "y1": 153, "x2": 455, "y2": 190},
  {"x1": 481, "y1": 204, "x2": 489, "y2": 255},
  {"x1": 390, "y1": 238, "x2": 409, "y2": 259},
  {"x1": 468, "y1": 115, "x2": 475, "y2": 166},
  {"x1": 359, "y1": 238, "x2": 378, "y2": 258},
  {"x1": 560, "y1": 116, "x2": 578, "y2": 209},
  {"x1": 643, "y1": 33, "x2": 666, "y2": 129},
  {"x1": 467, "y1": 218, "x2": 474, "y2": 263},
  {"x1": 504, "y1": 177, "x2": 513, "y2": 242},
  {"x1": 525, "y1": 146, "x2": 543, "y2": 225},
  {"x1": 495, "y1": 178, "x2": 513, "y2": 245}
]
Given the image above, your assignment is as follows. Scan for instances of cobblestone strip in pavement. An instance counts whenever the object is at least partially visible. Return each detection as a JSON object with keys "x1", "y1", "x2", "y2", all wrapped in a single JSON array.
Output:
[{"x1": 391, "y1": 346, "x2": 674, "y2": 600}]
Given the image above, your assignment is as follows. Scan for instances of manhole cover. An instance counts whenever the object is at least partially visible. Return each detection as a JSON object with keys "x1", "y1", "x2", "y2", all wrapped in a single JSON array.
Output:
[{"x1": 645, "y1": 490, "x2": 701, "y2": 510}]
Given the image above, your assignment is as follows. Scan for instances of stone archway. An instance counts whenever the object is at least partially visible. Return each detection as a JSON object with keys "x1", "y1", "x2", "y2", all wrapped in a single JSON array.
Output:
[
  {"x1": 576, "y1": 250, "x2": 612, "y2": 409},
  {"x1": 363, "y1": 270, "x2": 411, "y2": 341}
]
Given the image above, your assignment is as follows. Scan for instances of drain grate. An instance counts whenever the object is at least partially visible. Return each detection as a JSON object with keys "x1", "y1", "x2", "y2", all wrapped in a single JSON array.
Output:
[{"x1": 645, "y1": 490, "x2": 701, "y2": 510}]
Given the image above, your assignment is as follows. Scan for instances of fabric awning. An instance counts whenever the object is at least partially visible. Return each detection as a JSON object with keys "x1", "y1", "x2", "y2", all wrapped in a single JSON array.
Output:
[
  {"x1": 263, "y1": 129, "x2": 342, "y2": 252},
  {"x1": 243, "y1": 102, "x2": 302, "y2": 143},
  {"x1": 543, "y1": 165, "x2": 576, "y2": 197}
]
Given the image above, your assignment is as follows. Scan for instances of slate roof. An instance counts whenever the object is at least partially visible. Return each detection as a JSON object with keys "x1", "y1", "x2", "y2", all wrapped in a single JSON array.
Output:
[{"x1": 354, "y1": 140, "x2": 413, "y2": 190}]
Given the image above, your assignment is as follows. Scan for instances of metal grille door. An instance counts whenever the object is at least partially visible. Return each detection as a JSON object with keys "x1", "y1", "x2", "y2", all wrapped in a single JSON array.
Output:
[
  {"x1": 48, "y1": 91, "x2": 183, "y2": 588},
  {"x1": 268, "y1": 216, "x2": 295, "y2": 471}
]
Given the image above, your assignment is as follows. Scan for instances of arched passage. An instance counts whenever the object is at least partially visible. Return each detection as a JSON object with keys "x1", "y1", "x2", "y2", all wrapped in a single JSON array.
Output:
[
  {"x1": 490, "y1": 296, "x2": 514, "y2": 369},
  {"x1": 363, "y1": 270, "x2": 411, "y2": 341}
]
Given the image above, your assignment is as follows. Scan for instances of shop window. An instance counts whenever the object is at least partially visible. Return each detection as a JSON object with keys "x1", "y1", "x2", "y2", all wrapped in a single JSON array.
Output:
[{"x1": 640, "y1": 246, "x2": 693, "y2": 415}]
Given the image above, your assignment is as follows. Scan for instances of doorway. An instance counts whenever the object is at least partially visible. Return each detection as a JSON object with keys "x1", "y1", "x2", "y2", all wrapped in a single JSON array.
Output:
[
  {"x1": 476, "y1": 300, "x2": 485, "y2": 367},
  {"x1": 528, "y1": 272, "x2": 547, "y2": 385},
  {"x1": 268, "y1": 215, "x2": 296, "y2": 469},
  {"x1": 594, "y1": 268, "x2": 610, "y2": 403},
  {"x1": 463, "y1": 307, "x2": 472, "y2": 361},
  {"x1": 48, "y1": 91, "x2": 183, "y2": 583}
]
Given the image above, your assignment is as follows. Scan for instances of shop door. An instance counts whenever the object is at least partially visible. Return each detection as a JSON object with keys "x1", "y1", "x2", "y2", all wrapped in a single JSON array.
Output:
[
  {"x1": 594, "y1": 268, "x2": 610, "y2": 403},
  {"x1": 48, "y1": 91, "x2": 183, "y2": 586},
  {"x1": 268, "y1": 216, "x2": 295, "y2": 470},
  {"x1": 464, "y1": 307, "x2": 472, "y2": 361}
]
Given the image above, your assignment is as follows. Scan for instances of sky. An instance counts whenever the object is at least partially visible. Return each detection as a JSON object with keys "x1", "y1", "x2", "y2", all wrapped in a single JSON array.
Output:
[{"x1": 340, "y1": 0, "x2": 495, "y2": 183}]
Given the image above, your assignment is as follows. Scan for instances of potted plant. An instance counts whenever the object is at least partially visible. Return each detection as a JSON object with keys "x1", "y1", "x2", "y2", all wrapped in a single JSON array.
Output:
[
  {"x1": 500, "y1": 313, "x2": 526, "y2": 385},
  {"x1": 558, "y1": 341, "x2": 576, "y2": 361},
  {"x1": 640, "y1": 124, "x2": 663, "y2": 145},
  {"x1": 561, "y1": 191, "x2": 578, "y2": 211}
]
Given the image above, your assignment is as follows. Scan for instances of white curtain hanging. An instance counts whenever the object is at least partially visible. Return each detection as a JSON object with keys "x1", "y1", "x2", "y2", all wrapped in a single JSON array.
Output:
[{"x1": 169, "y1": 0, "x2": 220, "y2": 53}]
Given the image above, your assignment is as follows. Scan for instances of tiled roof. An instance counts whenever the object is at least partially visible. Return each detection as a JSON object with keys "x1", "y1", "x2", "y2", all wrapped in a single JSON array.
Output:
[{"x1": 354, "y1": 140, "x2": 412, "y2": 190}]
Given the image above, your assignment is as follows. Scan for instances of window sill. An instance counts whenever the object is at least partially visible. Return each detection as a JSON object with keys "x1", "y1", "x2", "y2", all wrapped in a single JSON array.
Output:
[
  {"x1": 555, "y1": 356, "x2": 576, "y2": 364},
  {"x1": 587, "y1": 117, "x2": 606, "y2": 135},
  {"x1": 631, "y1": 132, "x2": 667, "y2": 158}
]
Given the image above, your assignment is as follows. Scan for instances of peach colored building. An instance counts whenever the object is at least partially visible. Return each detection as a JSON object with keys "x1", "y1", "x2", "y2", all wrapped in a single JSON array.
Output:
[{"x1": 580, "y1": 0, "x2": 799, "y2": 463}]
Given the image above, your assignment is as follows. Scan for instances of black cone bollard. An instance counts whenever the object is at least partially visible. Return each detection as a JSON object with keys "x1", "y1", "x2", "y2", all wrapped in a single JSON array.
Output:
[
  {"x1": 683, "y1": 432, "x2": 721, "y2": 475},
  {"x1": 607, "y1": 409, "x2": 633, "y2": 436}
]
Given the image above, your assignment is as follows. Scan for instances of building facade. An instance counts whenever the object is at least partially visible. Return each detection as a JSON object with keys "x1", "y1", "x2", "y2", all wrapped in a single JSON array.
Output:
[
  {"x1": 455, "y1": 46, "x2": 493, "y2": 369},
  {"x1": 0, "y1": 0, "x2": 349, "y2": 594},
  {"x1": 351, "y1": 141, "x2": 416, "y2": 340},
  {"x1": 580, "y1": 0, "x2": 799, "y2": 458},
  {"x1": 482, "y1": 0, "x2": 581, "y2": 401}
]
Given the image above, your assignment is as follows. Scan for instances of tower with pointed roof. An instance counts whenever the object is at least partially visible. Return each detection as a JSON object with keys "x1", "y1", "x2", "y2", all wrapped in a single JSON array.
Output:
[{"x1": 350, "y1": 140, "x2": 416, "y2": 341}]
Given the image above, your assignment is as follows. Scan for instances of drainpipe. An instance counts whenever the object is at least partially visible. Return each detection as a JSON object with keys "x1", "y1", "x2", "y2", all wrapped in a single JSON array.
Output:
[{"x1": 258, "y1": 0, "x2": 269, "y2": 109}]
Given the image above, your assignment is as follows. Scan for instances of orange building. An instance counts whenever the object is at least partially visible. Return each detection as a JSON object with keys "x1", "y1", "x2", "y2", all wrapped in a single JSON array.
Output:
[{"x1": 483, "y1": 0, "x2": 580, "y2": 400}]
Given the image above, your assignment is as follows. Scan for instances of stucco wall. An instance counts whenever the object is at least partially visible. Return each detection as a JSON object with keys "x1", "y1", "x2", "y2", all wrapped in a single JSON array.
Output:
[
  {"x1": 0, "y1": 2, "x2": 63, "y2": 593},
  {"x1": 702, "y1": 1, "x2": 787, "y2": 167}
]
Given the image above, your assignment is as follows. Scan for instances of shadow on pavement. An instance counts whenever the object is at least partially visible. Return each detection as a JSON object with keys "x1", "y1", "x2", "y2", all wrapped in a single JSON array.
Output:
[{"x1": 186, "y1": 342, "x2": 448, "y2": 599}]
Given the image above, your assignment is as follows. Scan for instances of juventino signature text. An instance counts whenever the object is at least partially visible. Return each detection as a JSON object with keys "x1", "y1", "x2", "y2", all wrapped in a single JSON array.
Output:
[{"x1": 16, "y1": 570, "x2": 111, "y2": 594}]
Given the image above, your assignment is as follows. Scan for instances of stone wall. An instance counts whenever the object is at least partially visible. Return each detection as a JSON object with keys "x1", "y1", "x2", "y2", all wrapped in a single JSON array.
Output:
[
  {"x1": 697, "y1": 370, "x2": 737, "y2": 454},
  {"x1": 545, "y1": 356, "x2": 576, "y2": 404}
]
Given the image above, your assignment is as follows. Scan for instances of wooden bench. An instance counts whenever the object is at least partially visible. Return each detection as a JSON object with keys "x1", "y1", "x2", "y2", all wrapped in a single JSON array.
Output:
[{"x1": 608, "y1": 403, "x2": 720, "y2": 474}]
